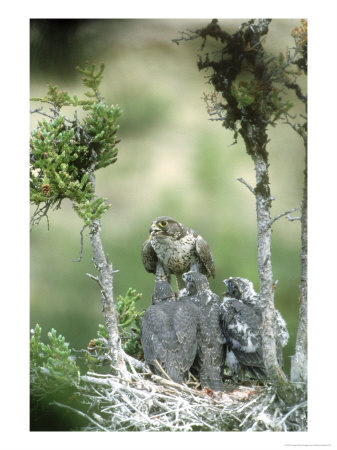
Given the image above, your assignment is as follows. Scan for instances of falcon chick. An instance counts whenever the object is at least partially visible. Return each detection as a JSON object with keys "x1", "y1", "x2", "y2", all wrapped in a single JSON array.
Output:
[
  {"x1": 182, "y1": 271, "x2": 225, "y2": 392},
  {"x1": 141, "y1": 280, "x2": 199, "y2": 384},
  {"x1": 141, "y1": 216, "x2": 215, "y2": 290},
  {"x1": 220, "y1": 277, "x2": 289, "y2": 380}
]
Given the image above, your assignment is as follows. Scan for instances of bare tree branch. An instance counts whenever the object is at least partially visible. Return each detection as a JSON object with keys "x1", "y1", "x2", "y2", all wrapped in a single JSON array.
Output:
[
  {"x1": 73, "y1": 225, "x2": 87, "y2": 262},
  {"x1": 270, "y1": 208, "x2": 300, "y2": 226},
  {"x1": 237, "y1": 177, "x2": 255, "y2": 195},
  {"x1": 30, "y1": 108, "x2": 55, "y2": 120}
]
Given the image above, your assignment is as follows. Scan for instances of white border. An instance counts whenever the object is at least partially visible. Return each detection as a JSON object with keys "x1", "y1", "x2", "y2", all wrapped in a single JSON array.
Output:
[{"x1": 1, "y1": 1, "x2": 337, "y2": 449}]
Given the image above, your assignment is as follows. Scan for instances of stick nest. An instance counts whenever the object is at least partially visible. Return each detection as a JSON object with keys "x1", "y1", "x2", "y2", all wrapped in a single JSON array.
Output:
[{"x1": 56, "y1": 360, "x2": 307, "y2": 432}]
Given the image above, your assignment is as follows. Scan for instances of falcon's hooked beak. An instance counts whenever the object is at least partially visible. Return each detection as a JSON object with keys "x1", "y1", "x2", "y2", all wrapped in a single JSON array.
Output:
[{"x1": 149, "y1": 223, "x2": 162, "y2": 234}]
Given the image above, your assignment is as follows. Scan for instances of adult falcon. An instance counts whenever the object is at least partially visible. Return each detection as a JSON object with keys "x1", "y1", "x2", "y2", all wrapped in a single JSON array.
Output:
[
  {"x1": 141, "y1": 280, "x2": 199, "y2": 384},
  {"x1": 141, "y1": 216, "x2": 215, "y2": 290},
  {"x1": 182, "y1": 271, "x2": 225, "y2": 392},
  {"x1": 220, "y1": 277, "x2": 289, "y2": 380}
]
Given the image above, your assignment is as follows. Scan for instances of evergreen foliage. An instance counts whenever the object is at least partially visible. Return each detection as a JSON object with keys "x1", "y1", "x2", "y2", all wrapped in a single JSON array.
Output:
[
  {"x1": 174, "y1": 19, "x2": 304, "y2": 148},
  {"x1": 30, "y1": 290, "x2": 144, "y2": 389},
  {"x1": 117, "y1": 288, "x2": 144, "y2": 359},
  {"x1": 30, "y1": 324, "x2": 80, "y2": 396},
  {"x1": 30, "y1": 63, "x2": 121, "y2": 228},
  {"x1": 30, "y1": 290, "x2": 145, "y2": 429}
]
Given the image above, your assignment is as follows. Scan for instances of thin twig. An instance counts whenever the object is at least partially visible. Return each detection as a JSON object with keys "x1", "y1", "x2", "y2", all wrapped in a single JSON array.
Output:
[
  {"x1": 73, "y1": 225, "x2": 87, "y2": 262},
  {"x1": 30, "y1": 108, "x2": 55, "y2": 120},
  {"x1": 270, "y1": 208, "x2": 300, "y2": 226},
  {"x1": 86, "y1": 273, "x2": 111, "y2": 303},
  {"x1": 237, "y1": 177, "x2": 255, "y2": 195},
  {"x1": 278, "y1": 400, "x2": 307, "y2": 425},
  {"x1": 286, "y1": 214, "x2": 301, "y2": 222}
]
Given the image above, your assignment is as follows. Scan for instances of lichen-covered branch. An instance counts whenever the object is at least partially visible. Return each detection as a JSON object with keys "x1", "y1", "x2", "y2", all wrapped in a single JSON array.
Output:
[
  {"x1": 285, "y1": 20, "x2": 307, "y2": 387},
  {"x1": 88, "y1": 218, "x2": 128, "y2": 376},
  {"x1": 291, "y1": 139, "x2": 307, "y2": 385},
  {"x1": 252, "y1": 152, "x2": 288, "y2": 385}
]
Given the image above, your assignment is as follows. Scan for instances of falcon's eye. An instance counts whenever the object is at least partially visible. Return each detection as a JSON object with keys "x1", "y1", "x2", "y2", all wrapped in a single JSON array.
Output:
[{"x1": 158, "y1": 220, "x2": 168, "y2": 227}]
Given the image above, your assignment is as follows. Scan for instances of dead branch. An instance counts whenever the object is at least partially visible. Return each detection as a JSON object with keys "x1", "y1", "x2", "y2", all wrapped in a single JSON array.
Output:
[
  {"x1": 270, "y1": 208, "x2": 300, "y2": 226},
  {"x1": 237, "y1": 177, "x2": 255, "y2": 195}
]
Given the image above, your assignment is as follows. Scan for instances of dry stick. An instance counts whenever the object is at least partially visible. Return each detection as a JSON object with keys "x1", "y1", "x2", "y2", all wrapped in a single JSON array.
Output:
[
  {"x1": 236, "y1": 390, "x2": 266, "y2": 413},
  {"x1": 237, "y1": 177, "x2": 255, "y2": 195},
  {"x1": 30, "y1": 108, "x2": 55, "y2": 120},
  {"x1": 122, "y1": 350, "x2": 150, "y2": 374},
  {"x1": 278, "y1": 401, "x2": 307, "y2": 425},
  {"x1": 270, "y1": 208, "x2": 300, "y2": 226},
  {"x1": 119, "y1": 392, "x2": 153, "y2": 424},
  {"x1": 73, "y1": 224, "x2": 87, "y2": 262},
  {"x1": 153, "y1": 359, "x2": 175, "y2": 382}
]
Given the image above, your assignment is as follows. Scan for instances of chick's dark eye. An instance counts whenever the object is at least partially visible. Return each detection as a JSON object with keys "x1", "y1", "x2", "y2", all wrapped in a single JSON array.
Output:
[{"x1": 159, "y1": 220, "x2": 168, "y2": 227}]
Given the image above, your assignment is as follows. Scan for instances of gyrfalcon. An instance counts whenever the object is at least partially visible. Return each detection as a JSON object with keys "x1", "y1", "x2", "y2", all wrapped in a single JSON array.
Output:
[{"x1": 141, "y1": 216, "x2": 215, "y2": 290}]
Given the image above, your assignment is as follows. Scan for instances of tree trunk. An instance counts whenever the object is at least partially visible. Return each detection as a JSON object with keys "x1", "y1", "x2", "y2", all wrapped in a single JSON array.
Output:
[
  {"x1": 85, "y1": 171, "x2": 127, "y2": 375},
  {"x1": 252, "y1": 152, "x2": 288, "y2": 384},
  {"x1": 89, "y1": 219, "x2": 128, "y2": 375},
  {"x1": 290, "y1": 149, "x2": 307, "y2": 385}
]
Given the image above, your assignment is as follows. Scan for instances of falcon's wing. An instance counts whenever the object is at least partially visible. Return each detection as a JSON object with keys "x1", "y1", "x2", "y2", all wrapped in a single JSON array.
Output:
[
  {"x1": 141, "y1": 302, "x2": 198, "y2": 383},
  {"x1": 141, "y1": 305, "x2": 170, "y2": 365},
  {"x1": 192, "y1": 297, "x2": 225, "y2": 391},
  {"x1": 173, "y1": 301, "x2": 198, "y2": 371},
  {"x1": 141, "y1": 239, "x2": 157, "y2": 274},
  {"x1": 195, "y1": 235, "x2": 216, "y2": 278},
  {"x1": 221, "y1": 299, "x2": 264, "y2": 368}
]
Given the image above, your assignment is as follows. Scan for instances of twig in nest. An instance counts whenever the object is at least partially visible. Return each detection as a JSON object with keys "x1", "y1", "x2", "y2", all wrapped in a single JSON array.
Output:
[{"x1": 153, "y1": 360, "x2": 175, "y2": 382}]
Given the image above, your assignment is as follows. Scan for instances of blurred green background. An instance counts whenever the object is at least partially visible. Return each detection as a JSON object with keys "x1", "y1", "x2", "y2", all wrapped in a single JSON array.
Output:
[{"x1": 30, "y1": 19, "x2": 306, "y2": 376}]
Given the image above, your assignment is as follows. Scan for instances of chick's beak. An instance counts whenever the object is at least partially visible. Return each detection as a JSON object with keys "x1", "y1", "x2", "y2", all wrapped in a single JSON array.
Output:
[{"x1": 222, "y1": 279, "x2": 229, "y2": 288}]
